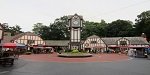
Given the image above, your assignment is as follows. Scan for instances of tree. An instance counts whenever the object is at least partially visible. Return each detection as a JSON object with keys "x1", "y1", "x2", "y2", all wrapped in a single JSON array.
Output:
[
  {"x1": 32, "y1": 23, "x2": 51, "y2": 40},
  {"x1": 1, "y1": 23, "x2": 10, "y2": 32},
  {"x1": 105, "y1": 19, "x2": 133, "y2": 37},
  {"x1": 96, "y1": 20, "x2": 108, "y2": 37},
  {"x1": 9, "y1": 25, "x2": 23, "y2": 36},
  {"x1": 32, "y1": 23, "x2": 45, "y2": 35},
  {"x1": 135, "y1": 10, "x2": 150, "y2": 41},
  {"x1": 32, "y1": 16, "x2": 69, "y2": 40},
  {"x1": 81, "y1": 20, "x2": 108, "y2": 39},
  {"x1": 1, "y1": 23, "x2": 23, "y2": 36},
  {"x1": 49, "y1": 16, "x2": 69, "y2": 40},
  {"x1": 39, "y1": 25, "x2": 51, "y2": 40}
]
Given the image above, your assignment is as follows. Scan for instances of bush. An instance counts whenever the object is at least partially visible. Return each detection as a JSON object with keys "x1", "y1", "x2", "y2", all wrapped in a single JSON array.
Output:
[
  {"x1": 26, "y1": 52, "x2": 32, "y2": 55},
  {"x1": 71, "y1": 49, "x2": 80, "y2": 53}
]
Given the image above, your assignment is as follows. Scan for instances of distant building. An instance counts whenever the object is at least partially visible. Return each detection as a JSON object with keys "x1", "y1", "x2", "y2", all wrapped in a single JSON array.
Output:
[
  {"x1": 2, "y1": 32, "x2": 149, "y2": 56},
  {"x1": 3, "y1": 32, "x2": 45, "y2": 46},
  {"x1": 102, "y1": 36, "x2": 149, "y2": 57},
  {"x1": 45, "y1": 35, "x2": 149, "y2": 50},
  {"x1": 83, "y1": 35, "x2": 106, "y2": 51}
]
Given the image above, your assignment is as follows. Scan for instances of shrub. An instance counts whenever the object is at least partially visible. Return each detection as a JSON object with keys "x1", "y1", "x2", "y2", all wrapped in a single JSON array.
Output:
[
  {"x1": 26, "y1": 52, "x2": 32, "y2": 55},
  {"x1": 71, "y1": 49, "x2": 79, "y2": 53}
]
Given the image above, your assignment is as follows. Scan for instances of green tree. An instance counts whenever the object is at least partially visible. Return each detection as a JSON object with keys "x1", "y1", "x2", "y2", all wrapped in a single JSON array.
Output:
[
  {"x1": 1, "y1": 23, "x2": 23, "y2": 36},
  {"x1": 105, "y1": 19, "x2": 133, "y2": 37},
  {"x1": 1, "y1": 23, "x2": 10, "y2": 32},
  {"x1": 32, "y1": 16, "x2": 69, "y2": 40},
  {"x1": 135, "y1": 10, "x2": 150, "y2": 40},
  {"x1": 81, "y1": 20, "x2": 107, "y2": 39},
  {"x1": 32, "y1": 23, "x2": 51, "y2": 40},
  {"x1": 39, "y1": 25, "x2": 51, "y2": 40},
  {"x1": 49, "y1": 16, "x2": 69, "y2": 40},
  {"x1": 9, "y1": 25, "x2": 23, "y2": 36},
  {"x1": 32, "y1": 23, "x2": 45, "y2": 35}
]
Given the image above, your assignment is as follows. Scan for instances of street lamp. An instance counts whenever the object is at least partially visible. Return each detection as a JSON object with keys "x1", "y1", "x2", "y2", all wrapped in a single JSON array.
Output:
[
  {"x1": 0, "y1": 23, "x2": 4, "y2": 43},
  {"x1": 0, "y1": 23, "x2": 4, "y2": 56}
]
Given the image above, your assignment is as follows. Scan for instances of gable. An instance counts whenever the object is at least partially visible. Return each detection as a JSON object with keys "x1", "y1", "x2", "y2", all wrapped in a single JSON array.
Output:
[
  {"x1": 84, "y1": 36, "x2": 106, "y2": 48},
  {"x1": 117, "y1": 37, "x2": 130, "y2": 45}
]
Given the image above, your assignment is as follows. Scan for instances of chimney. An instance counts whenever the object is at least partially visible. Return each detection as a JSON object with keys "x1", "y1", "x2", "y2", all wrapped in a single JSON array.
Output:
[{"x1": 4, "y1": 32, "x2": 11, "y2": 37}]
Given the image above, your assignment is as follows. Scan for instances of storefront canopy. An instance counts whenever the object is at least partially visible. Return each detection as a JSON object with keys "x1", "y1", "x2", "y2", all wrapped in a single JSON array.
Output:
[{"x1": 0, "y1": 43, "x2": 26, "y2": 48}]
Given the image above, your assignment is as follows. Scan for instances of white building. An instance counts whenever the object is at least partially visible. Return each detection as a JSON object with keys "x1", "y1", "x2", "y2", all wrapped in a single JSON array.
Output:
[
  {"x1": 3, "y1": 32, "x2": 45, "y2": 46},
  {"x1": 83, "y1": 35, "x2": 106, "y2": 51}
]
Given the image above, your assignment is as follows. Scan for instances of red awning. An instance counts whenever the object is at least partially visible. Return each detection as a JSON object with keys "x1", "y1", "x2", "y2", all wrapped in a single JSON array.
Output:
[{"x1": 0, "y1": 43, "x2": 26, "y2": 48}]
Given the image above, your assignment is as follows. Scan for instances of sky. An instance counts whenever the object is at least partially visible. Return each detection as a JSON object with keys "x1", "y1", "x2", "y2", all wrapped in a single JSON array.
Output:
[{"x1": 0, "y1": 0, "x2": 150, "y2": 32}]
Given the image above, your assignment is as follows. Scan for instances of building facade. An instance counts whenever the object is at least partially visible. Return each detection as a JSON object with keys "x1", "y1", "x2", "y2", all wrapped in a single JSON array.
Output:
[
  {"x1": 3, "y1": 32, "x2": 45, "y2": 46},
  {"x1": 3, "y1": 32, "x2": 148, "y2": 54},
  {"x1": 83, "y1": 35, "x2": 106, "y2": 51}
]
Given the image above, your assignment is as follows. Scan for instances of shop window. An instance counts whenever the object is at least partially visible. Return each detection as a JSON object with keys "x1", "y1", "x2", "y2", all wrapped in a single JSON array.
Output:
[
  {"x1": 27, "y1": 40, "x2": 35, "y2": 45},
  {"x1": 91, "y1": 41, "x2": 97, "y2": 44}
]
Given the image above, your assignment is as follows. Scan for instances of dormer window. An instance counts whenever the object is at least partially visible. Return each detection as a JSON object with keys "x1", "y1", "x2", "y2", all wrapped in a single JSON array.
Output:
[
  {"x1": 91, "y1": 41, "x2": 97, "y2": 44},
  {"x1": 120, "y1": 41, "x2": 127, "y2": 45}
]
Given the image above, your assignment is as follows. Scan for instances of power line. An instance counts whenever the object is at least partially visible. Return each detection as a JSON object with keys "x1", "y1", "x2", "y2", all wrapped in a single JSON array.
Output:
[
  {"x1": 106, "y1": 0, "x2": 149, "y2": 15},
  {"x1": 88, "y1": 0, "x2": 150, "y2": 19}
]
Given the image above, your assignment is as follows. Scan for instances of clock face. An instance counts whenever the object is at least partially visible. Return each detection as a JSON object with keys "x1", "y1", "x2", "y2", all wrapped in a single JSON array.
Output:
[
  {"x1": 73, "y1": 20, "x2": 79, "y2": 25},
  {"x1": 71, "y1": 15, "x2": 81, "y2": 27},
  {"x1": 72, "y1": 20, "x2": 80, "y2": 27}
]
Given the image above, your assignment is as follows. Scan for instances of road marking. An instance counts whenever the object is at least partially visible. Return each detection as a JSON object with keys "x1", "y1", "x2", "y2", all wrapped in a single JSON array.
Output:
[{"x1": 0, "y1": 71, "x2": 9, "y2": 74}]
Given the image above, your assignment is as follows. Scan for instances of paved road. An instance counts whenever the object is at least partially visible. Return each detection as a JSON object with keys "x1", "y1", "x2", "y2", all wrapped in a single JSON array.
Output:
[{"x1": 0, "y1": 58, "x2": 150, "y2": 75}]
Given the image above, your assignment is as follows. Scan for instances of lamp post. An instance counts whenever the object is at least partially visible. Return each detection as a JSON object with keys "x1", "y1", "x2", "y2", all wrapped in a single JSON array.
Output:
[
  {"x1": 0, "y1": 23, "x2": 4, "y2": 43},
  {"x1": 0, "y1": 23, "x2": 4, "y2": 56}
]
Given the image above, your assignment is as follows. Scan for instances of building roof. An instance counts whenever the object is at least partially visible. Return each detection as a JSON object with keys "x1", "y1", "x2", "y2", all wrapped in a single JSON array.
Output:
[
  {"x1": 68, "y1": 14, "x2": 83, "y2": 20},
  {"x1": 102, "y1": 37, "x2": 149, "y2": 45},
  {"x1": 45, "y1": 40, "x2": 86, "y2": 46},
  {"x1": 101, "y1": 37, "x2": 121, "y2": 45},
  {"x1": 45, "y1": 37, "x2": 149, "y2": 46},
  {"x1": 45, "y1": 40, "x2": 69, "y2": 46},
  {"x1": 2, "y1": 32, "x2": 40, "y2": 43},
  {"x1": 125, "y1": 37, "x2": 149, "y2": 45},
  {"x1": 11, "y1": 32, "x2": 38, "y2": 41},
  {"x1": 87, "y1": 35, "x2": 100, "y2": 39}
]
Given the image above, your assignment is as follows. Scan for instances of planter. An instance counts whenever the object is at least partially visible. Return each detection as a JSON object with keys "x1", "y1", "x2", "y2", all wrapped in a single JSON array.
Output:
[{"x1": 58, "y1": 53, "x2": 92, "y2": 58}]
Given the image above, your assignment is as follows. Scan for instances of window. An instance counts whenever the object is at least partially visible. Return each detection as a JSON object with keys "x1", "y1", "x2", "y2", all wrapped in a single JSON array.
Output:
[
  {"x1": 91, "y1": 41, "x2": 97, "y2": 44},
  {"x1": 120, "y1": 41, "x2": 127, "y2": 45},
  {"x1": 27, "y1": 40, "x2": 35, "y2": 45}
]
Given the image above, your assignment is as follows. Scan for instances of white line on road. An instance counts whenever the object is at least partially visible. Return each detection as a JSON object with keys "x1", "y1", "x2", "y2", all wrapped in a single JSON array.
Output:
[{"x1": 0, "y1": 71, "x2": 9, "y2": 74}]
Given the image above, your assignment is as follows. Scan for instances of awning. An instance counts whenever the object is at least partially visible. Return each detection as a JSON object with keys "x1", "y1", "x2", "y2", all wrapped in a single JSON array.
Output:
[{"x1": 0, "y1": 43, "x2": 26, "y2": 48}]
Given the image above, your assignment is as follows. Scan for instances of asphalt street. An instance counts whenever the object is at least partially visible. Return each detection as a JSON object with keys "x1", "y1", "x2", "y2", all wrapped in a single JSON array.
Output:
[{"x1": 0, "y1": 58, "x2": 150, "y2": 75}]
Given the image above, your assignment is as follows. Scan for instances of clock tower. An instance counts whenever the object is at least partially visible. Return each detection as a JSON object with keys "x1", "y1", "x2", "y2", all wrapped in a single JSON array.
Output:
[{"x1": 68, "y1": 14, "x2": 83, "y2": 50}]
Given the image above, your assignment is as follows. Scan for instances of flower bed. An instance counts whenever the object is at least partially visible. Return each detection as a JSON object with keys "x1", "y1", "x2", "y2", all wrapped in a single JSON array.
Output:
[
  {"x1": 58, "y1": 49, "x2": 92, "y2": 58},
  {"x1": 58, "y1": 53, "x2": 92, "y2": 58}
]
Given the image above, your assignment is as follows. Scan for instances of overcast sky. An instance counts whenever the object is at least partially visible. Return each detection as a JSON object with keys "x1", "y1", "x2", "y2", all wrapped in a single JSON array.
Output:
[{"x1": 0, "y1": 0, "x2": 150, "y2": 32}]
